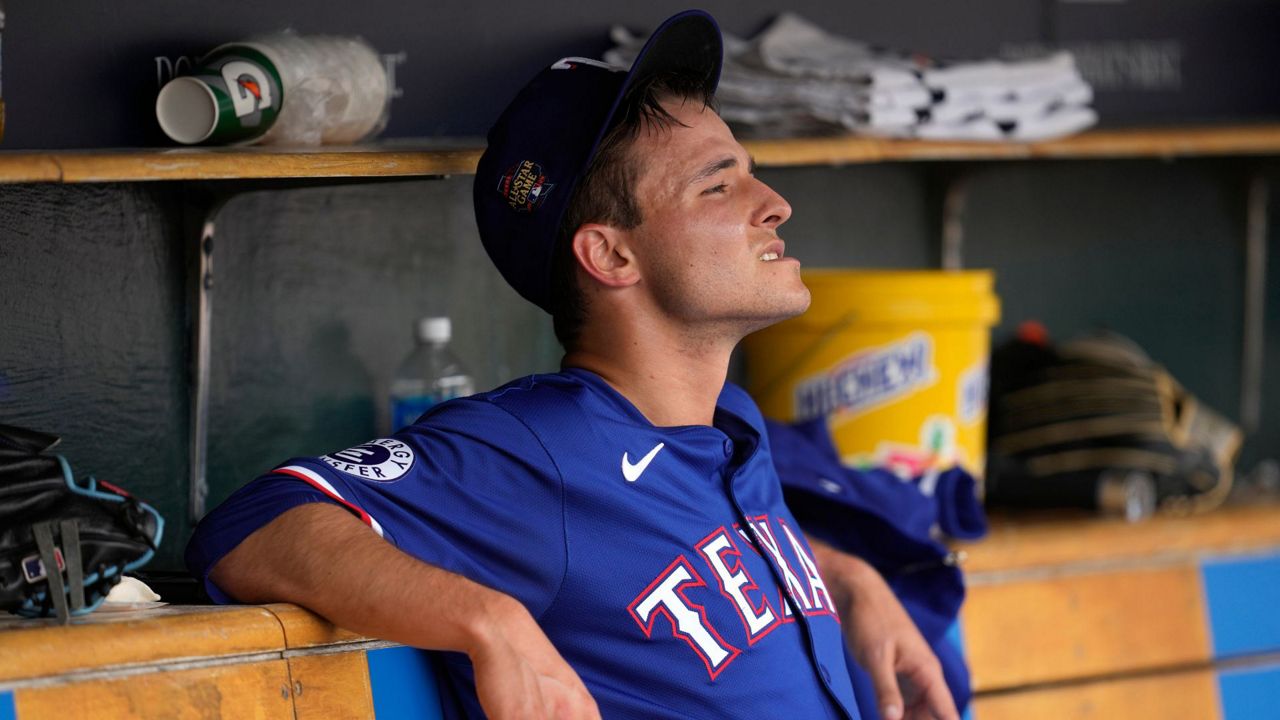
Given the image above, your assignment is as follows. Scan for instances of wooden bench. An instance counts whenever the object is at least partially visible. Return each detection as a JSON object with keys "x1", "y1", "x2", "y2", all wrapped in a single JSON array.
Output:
[
  {"x1": 0, "y1": 603, "x2": 442, "y2": 719},
  {"x1": 956, "y1": 502, "x2": 1280, "y2": 719},
  {"x1": 3, "y1": 502, "x2": 1279, "y2": 719}
]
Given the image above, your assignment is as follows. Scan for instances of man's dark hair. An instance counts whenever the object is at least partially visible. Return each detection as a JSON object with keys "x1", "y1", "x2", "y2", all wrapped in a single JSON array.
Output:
[{"x1": 548, "y1": 71, "x2": 717, "y2": 350}]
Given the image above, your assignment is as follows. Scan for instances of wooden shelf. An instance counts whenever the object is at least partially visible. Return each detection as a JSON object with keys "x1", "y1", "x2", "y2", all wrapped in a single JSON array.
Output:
[
  {"x1": 0, "y1": 141, "x2": 485, "y2": 184},
  {"x1": 0, "y1": 124, "x2": 1277, "y2": 184},
  {"x1": 746, "y1": 123, "x2": 1280, "y2": 166}
]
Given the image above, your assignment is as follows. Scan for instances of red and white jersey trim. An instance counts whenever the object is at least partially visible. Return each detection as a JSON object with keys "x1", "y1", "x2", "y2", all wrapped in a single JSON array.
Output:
[{"x1": 276, "y1": 464, "x2": 386, "y2": 537}]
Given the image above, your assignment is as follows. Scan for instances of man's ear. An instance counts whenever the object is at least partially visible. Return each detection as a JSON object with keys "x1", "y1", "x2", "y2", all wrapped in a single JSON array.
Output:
[{"x1": 571, "y1": 223, "x2": 641, "y2": 288}]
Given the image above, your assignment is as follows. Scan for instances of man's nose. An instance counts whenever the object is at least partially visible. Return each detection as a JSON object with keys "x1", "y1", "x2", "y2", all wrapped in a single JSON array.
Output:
[{"x1": 754, "y1": 179, "x2": 793, "y2": 229}]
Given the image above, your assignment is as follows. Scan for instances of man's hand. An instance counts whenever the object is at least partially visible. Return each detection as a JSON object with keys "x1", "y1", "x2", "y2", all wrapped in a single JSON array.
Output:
[
  {"x1": 212, "y1": 502, "x2": 600, "y2": 720},
  {"x1": 808, "y1": 537, "x2": 959, "y2": 720},
  {"x1": 468, "y1": 592, "x2": 602, "y2": 720}
]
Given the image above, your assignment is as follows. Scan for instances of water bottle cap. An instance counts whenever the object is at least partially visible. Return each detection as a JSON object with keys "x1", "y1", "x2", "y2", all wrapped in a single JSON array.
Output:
[{"x1": 417, "y1": 317, "x2": 452, "y2": 343}]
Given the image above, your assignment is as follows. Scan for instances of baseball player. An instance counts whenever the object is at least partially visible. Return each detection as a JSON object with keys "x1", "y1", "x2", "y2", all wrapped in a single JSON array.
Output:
[{"x1": 187, "y1": 10, "x2": 956, "y2": 720}]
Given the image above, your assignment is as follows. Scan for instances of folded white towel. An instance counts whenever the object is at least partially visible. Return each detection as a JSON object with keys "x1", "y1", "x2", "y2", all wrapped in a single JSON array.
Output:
[
  {"x1": 604, "y1": 14, "x2": 1097, "y2": 143},
  {"x1": 1005, "y1": 106, "x2": 1099, "y2": 141},
  {"x1": 922, "y1": 52, "x2": 1078, "y2": 90}
]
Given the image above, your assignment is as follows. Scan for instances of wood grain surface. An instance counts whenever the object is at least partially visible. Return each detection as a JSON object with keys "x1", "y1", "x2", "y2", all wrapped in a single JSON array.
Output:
[
  {"x1": 13, "y1": 659, "x2": 295, "y2": 720},
  {"x1": 961, "y1": 563, "x2": 1211, "y2": 692},
  {"x1": 288, "y1": 651, "x2": 376, "y2": 720},
  {"x1": 265, "y1": 603, "x2": 367, "y2": 649},
  {"x1": 971, "y1": 667, "x2": 1221, "y2": 720},
  {"x1": 746, "y1": 125, "x2": 1280, "y2": 167},
  {"x1": 0, "y1": 605, "x2": 284, "y2": 682},
  {"x1": 957, "y1": 502, "x2": 1280, "y2": 577},
  {"x1": 0, "y1": 125, "x2": 1276, "y2": 183}
]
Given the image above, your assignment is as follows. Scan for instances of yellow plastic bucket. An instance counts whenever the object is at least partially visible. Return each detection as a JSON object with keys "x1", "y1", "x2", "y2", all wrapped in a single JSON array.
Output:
[{"x1": 744, "y1": 270, "x2": 1001, "y2": 480}]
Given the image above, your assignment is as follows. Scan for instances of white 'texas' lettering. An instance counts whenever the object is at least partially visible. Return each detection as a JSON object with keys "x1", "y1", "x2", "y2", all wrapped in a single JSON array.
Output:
[
  {"x1": 780, "y1": 519, "x2": 835, "y2": 615},
  {"x1": 750, "y1": 518, "x2": 813, "y2": 617},
  {"x1": 629, "y1": 557, "x2": 740, "y2": 679},
  {"x1": 698, "y1": 529, "x2": 778, "y2": 640}
]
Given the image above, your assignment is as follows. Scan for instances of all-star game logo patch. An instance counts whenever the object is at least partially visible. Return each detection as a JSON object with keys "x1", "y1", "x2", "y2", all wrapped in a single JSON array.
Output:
[
  {"x1": 322, "y1": 438, "x2": 415, "y2": 482},
  {"x1": 499, "y1": 160, "x2": 555, "y2": 213}
]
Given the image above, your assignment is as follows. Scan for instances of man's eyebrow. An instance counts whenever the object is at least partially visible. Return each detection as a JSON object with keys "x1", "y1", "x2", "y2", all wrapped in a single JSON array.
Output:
[{"x1": 687, "y1": 156, "x2": 738, "y2": 186}]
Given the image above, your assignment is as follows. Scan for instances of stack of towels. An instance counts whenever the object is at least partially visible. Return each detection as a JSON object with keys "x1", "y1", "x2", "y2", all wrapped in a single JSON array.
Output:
[{"x1": 605, "y1": 13, "x2": 1097, "y2": 142}]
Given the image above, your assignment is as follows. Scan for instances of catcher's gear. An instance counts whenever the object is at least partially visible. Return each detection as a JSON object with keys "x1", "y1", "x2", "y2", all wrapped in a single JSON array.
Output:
[
  {"x1": 0, "y1": 423, "x2": 164, "y2": 623},
  {"x1": 986, "y1": 329, "x2": 1241, "y2": 516}
]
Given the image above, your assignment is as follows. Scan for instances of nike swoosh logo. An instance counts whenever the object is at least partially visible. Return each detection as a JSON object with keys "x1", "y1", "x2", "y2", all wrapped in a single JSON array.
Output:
[{"x1": 621, "y1": 442, "x2": 666, "y2": 483}]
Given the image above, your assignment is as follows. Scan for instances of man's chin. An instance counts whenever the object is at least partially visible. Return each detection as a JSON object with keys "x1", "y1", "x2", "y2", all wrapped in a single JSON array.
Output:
[
  {"x1": 737, "y1": 291, "x2": 812, "y2": 337},
  {"x1": 778, "y1": 286, "x2": 812, "y2": 320},
  {"x1": 794, "y1": 286, "x2": 812, "y2": 314}
]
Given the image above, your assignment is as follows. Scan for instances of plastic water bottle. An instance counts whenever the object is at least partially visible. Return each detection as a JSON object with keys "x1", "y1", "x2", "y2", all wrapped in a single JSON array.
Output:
[{"x1": 389, "y1": 317, "x2": 474, "y2": 431}]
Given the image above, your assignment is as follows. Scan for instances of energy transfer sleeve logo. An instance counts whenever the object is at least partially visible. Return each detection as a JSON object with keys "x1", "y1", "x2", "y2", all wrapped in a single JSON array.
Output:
[
  {"x1": 322, "y1": 438, "x2": 415, "y2": 482},
  {"x1": 792, "y1": 332, "x2": 937, "y2": 420}
]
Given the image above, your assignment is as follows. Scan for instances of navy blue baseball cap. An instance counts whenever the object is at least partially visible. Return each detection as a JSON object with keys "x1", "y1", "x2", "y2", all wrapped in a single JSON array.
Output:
[{"x1": 473, "y1": 10, "x2": 723, "y2": 313}]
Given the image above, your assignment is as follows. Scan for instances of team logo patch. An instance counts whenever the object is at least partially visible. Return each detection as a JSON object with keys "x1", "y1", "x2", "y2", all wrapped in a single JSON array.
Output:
[
  {"x1": 322, "y1": 438, "x2": 415, "y2": 482},
  {"x1": 499, "y1": 160, "x2": 555, "y2": 213}
]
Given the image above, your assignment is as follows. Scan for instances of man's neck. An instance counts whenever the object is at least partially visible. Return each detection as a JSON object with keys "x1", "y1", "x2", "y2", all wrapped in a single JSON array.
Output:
[{"x1": 563, "y1": 326, "x2": 736, "y2": 428}]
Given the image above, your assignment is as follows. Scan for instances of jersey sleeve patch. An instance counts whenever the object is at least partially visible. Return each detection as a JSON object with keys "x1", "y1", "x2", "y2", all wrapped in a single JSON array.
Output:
[{"x1": 320, "y1": 437, "x2": 415, "y2": 483}]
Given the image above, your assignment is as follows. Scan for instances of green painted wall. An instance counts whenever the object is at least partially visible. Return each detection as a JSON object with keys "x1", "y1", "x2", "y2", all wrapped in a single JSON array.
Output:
[
  {"x1": 0, "y1": 180, "x2": 561, "y2": 568},
  {"x1": 0, "y1": 184, "x2": 189, "y2": 563},
  {"x1": 2, "y1": 159, "x2": 1277, "y2": 569}
]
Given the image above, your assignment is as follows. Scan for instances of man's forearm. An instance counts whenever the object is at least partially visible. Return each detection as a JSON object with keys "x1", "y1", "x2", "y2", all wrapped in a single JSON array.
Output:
[
  {"x1": 211, "y1": 502, "x2": 600, "y2": 718},
  {"x1": 210, "y1": 501, "x2": 519, "y2": 655}
]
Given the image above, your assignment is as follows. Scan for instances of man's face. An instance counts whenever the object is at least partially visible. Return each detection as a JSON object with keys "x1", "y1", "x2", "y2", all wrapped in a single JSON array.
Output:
[{"x1": 623, "y1": 98, "x2": 810, "y2": 336}]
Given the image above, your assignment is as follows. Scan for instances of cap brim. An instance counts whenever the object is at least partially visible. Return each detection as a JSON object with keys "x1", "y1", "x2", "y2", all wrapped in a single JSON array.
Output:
[
  {"x1": 589, "y1": 10, "x2": 723, "y2": 163},
  {"x1": 623, "y1": 9, "x2": 723, "y2": 102}
]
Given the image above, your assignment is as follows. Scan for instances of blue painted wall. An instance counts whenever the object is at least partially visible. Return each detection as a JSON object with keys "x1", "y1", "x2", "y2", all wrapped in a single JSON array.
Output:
[
  {"x1": 1218, "y1": 663, "x2": 1280, "y2": 720},
  {"x1": 367, "y1": 646, "x2": 444, "y2": 720}
]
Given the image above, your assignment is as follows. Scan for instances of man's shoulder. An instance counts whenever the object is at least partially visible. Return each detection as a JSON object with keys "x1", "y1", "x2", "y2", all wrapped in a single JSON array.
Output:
[
  {"x1": 470, "y1": 370, "x2": 587, "y2": 413},
  {"x1": 268, "y1": 374, "x2": 586, "y2": 520},
  {"x1": 416, "y1": 370, "x2": 594, "y2": 434}
]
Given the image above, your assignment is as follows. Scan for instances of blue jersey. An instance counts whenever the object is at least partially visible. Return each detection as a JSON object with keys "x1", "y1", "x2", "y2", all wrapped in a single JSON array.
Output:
[{"x1": 187, "y1": 368, "x2": 860, "y2": 719}]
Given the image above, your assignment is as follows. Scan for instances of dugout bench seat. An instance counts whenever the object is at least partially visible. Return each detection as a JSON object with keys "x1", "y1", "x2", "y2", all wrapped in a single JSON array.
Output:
[{"x1": 2, "y1": 502, "x2": 1279, "y2": 719}]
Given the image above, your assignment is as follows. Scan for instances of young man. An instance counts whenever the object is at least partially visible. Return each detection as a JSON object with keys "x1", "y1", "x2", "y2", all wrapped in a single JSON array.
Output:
[{"x1": 188, "y1": 10, "x2": 956, "y2": 720}]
